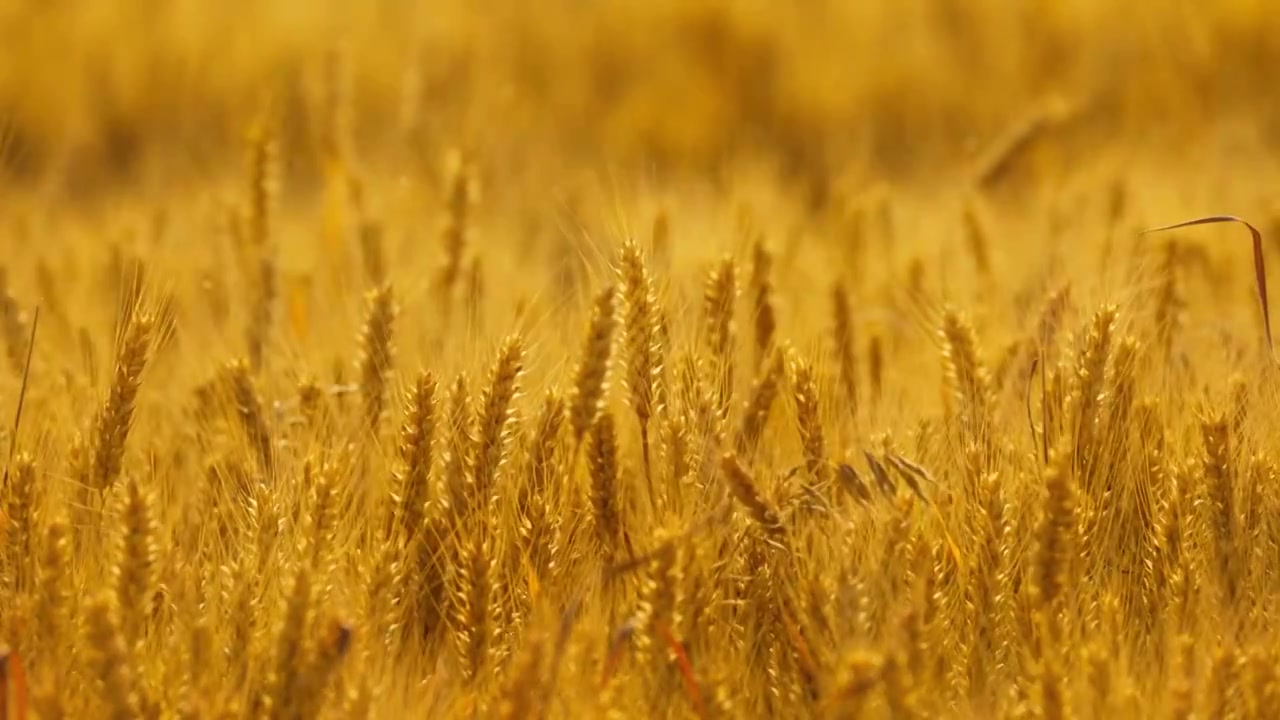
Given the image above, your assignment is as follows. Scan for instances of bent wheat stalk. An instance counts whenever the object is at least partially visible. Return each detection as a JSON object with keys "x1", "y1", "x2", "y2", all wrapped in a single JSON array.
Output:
[
  {"x1": 1141, "y1": 216, "x2": 1272, "y2": 356},
  {"x1": 4, "y1": 306, "x2": 37, "y2": 490}
]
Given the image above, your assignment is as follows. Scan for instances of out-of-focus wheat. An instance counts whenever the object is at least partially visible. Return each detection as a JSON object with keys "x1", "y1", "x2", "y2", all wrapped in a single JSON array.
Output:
[{"x1": 0, "y1": 4, "x2": 1277, "y2": 718}]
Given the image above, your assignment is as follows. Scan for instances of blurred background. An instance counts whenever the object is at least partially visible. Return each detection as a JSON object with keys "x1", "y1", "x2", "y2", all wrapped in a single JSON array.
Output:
[{"x1": 0, "y1": 0, "x2": 1276, "y2": 206}]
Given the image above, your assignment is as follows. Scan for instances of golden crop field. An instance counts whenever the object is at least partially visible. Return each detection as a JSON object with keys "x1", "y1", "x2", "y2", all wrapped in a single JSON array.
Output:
[{"x1": 2, "y1": 1, "x2": 1280, "y2": 718}]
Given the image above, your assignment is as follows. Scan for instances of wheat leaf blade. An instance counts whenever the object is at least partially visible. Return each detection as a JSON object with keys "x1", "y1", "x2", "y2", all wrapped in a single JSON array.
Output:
[{"x1": 1141, "y1": 215, "x2": 1272, "y2": 355}]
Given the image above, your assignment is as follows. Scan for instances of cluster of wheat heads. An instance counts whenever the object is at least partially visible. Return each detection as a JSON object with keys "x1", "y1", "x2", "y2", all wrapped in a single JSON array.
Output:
[{"x1": 3, "y1": 136, "x2": 1280, "y2": 720}]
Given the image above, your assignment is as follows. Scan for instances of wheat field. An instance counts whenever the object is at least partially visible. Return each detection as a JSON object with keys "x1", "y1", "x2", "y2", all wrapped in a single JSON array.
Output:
[{"x1": 2, "y1": 1, "x2": 1280, "y2": 718}]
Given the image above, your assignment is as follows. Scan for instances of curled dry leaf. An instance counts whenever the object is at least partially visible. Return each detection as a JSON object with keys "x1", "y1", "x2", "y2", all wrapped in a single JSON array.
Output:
[{"x1": 1141, "y1": 216, "x2": 1273, "y2": 357}]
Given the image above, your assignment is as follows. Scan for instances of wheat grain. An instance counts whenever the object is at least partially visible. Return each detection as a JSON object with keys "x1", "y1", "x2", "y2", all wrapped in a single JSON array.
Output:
[
  {"x1": 394, "y1": 371, "x2": 437, "y2": 545},
  {"x1": 704, "y1": 256, "x2": 738, "y2": 423},
  {"x1": 91, "y1": 312, "x2": 154, "y2": 492},
  {"x1": 473, "y1": 335, "x2": 523, "y2": 504},
  {"x1": 619, "y1": 240, "x2": 661, "y2": 486},
  {"x1": 749, "y1": 239, "x2": 777, "y2": 368},
  {"x1": 570, "y1": 286, "x2": 618, "y2": 446},
  {"x1": 358, "y1": 284, "x2": 397, "y2": 433}
]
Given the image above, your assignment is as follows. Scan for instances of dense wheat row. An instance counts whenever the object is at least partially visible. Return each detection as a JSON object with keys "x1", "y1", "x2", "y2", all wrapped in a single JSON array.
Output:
[
  {"x1": 1, "y1": 136, "x2": 1279, "y2": 718},
  {"x1": 4, "y1": 2, "x2": 1280, "y2": 719}
]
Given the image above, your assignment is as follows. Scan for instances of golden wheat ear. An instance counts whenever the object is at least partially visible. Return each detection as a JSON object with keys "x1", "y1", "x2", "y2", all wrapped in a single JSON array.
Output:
[{"x1": 1141, "y1": 216, "x2": 1272, "y2": 356}]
